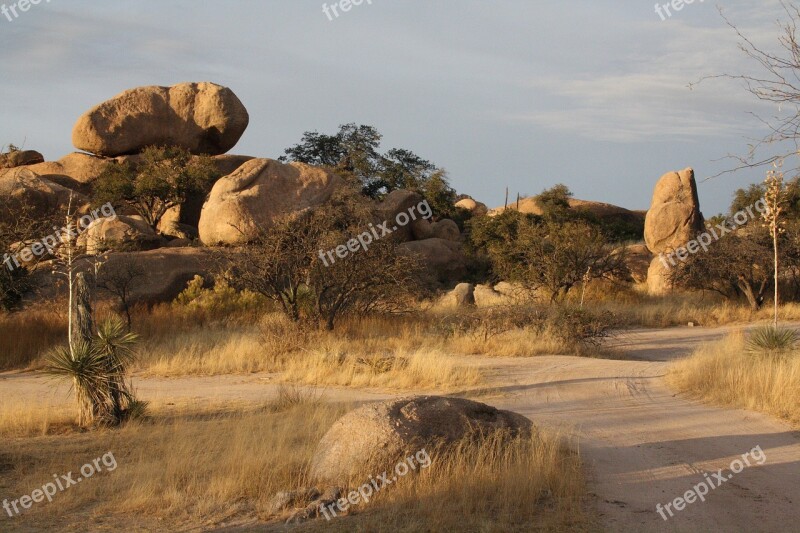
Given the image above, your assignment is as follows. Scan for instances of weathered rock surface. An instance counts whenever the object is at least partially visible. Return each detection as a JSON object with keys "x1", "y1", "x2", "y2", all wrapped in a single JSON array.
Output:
[
  {"x1": 620, "y1": 243, "x2": 652, "y2": 284},
  {"x1": 0, "y1": 150, "x2": 44, "y2": 169},
  {"x1": 72, "y1": 82, "x2": 249, "y2": 156},
  {"x1": 431, "y1": 219, "x2": 461, "y2": 242},
  {"x1": 25, "y1": 152, "x2": 113, "y2": 185},
  {"x1": 455, "y1": 197, "x2": 488, "y2": 216},
  {"x1": 399, "y1": 238, "x2": 467, "y2": 283},
  {"x1": 310, "y1": 396, "x2": 532, "y2": 483},
  {"x1": 375, "y1": 190, "x2": 429, "y2": 242},
  {"x1": 0, "y1": 168, "x2": 88, "y2": 221},
  {"x1": 32, "y1": 248, "x2": 213, "y2": 306},
  {"x1": 198, "y1": 158, "x2": 342, "y2": 245},
  {"x1": 644, "y1": 168, "x2": 704, "y2": 254},
  {"x1": 452, "y1": 283, "x2": 476, "y2": 307},
  {"x1": 79, "y1": 215, "x2": 161, "y2": 254},
  {"x1": 647, "y1": 256, "x2": 673, "y2": 295}
]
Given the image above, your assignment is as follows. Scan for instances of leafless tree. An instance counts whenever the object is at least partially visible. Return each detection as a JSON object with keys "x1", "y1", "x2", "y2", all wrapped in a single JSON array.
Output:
[
  {"x1": 696, "y1": 3, "x2": 800, "y2": 178},
  {"x1": 98, "y1": 256, "x2": 146, "y2": 328}
]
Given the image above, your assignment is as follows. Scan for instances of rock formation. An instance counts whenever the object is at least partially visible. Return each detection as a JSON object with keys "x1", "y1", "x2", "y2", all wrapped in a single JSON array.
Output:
[
  {"x1": 72, "y1": 82, "x2": 249, "y2": 156},
  {"x1": 310, "y1": 396, "x2": 532, "y2": 483},
  {"x1": 198, "y1": 158, "x2": 343, "y2": 245}
]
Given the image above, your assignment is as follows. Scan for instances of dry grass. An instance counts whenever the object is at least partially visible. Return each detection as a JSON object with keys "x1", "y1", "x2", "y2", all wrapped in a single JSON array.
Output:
[
  {"x1": 139, "y1": 315, "x2": 482, "y2": 391},
  {"x1": 669, "y1": 331, "x2": 800, "y2": 425},
  {"x1": 0, "y1": 399, "x2": 77, "y2": 438},
  {"x1": 583, "y1": 283, "x2": 800, "y2": 328},
  {"x1": 0, "y1": 307, "x2": 65, "y2": 370},
  {"x1": 1, "y1": 402, "x2": 589, "y2": 532},
  {"x1": 298, "y1": 429, "x2": 589, "y2": 533}
]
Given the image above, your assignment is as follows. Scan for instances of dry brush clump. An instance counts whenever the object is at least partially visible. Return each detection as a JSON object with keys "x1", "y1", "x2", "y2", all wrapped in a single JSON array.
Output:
[
  {"x1": 2, "y1": 403, "x2": 589, "y2": 532},
  {"x1": 669, "y1": 331, "x2": 800, "y2": 425}
]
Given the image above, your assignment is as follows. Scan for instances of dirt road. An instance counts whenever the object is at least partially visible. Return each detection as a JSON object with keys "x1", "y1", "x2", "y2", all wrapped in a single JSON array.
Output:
[{"x1": 2, "y1": 325, "x2": 798, "y2": 532}]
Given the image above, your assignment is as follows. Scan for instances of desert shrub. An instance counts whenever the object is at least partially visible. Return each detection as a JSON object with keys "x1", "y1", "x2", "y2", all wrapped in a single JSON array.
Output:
[
  {"x1": 546, "y1": 307, "x2": 618, "y2": 347},
  {"x1": 434, "y1": 304, "x2": 617, "y2": 352},
  {"x1": 435, "y1": 306, "x2": 547, "y2": 342},
  {"x1": 670, "y1": 332, "x2": 800, "y2": 425},
  {"x1": 175, "y1": 275, "x2": 269, "y2": 318},
  {"x1": 45, "y1": 317, "x2": 146, "y2": 427},
  {"x1": 745, "y1": 325, "x2": 799, "y2": 355},
  {"x1": 93, "y1": 145, "x2": 221, "y2": 231}
]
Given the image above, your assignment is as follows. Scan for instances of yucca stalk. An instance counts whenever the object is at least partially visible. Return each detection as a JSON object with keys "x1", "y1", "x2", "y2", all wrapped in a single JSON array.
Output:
[{"x1": 762, "y1": 165, "x2": 786, "y2": 328}]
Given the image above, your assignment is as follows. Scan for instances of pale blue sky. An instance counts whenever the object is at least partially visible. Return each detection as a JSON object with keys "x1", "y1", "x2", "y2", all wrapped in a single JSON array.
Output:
[{"x1": 0, "y1": 0, "x2": 792, "y2": 215}]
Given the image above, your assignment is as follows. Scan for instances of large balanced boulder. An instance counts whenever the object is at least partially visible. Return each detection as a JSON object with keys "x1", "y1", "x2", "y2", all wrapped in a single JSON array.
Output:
[
  {"x1": 72, "y1": 82, "x2": 249, "y2": 156},
  {"x1": 644, "y1": 168, "x2": 704, "y2": 254},
  {"x1": 198, "y1": 158, "x2": 342, "y2": 245},
  {"x1": 310, "y1": 396, "x2": 532, "y2": 483}
]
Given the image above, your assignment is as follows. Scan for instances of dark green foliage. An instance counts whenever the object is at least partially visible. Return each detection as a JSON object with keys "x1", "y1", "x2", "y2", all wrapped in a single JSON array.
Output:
[
  {"x1": 93, "y1": 145, "x2": 221, "y2": 231},
  {"x1": 468, "y1": 210, "x2": 627, "y2": 301},
  {"x1": 280, "y1": 123, "x2": 461, "y2": 219}
]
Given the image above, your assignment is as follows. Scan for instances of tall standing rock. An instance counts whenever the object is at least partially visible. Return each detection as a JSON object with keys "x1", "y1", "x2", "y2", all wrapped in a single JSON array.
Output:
[
  {"x1": 644, "y1": 168, "x2": 704, "y2": 254},
  {"x1": 644, "y1": 168, "x2": 704, "y2": 295},
  {"x1": 72, "y1": 82, "x2": 249, "y2": 156}
]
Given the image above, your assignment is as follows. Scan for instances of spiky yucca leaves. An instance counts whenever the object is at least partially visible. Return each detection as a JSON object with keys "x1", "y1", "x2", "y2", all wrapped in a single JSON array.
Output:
[
  {"x1": 46, "y1": 340, "x2": 112, "y2": 427},
  {"x1": 746, "y1": 325, "x2": 798, "y2": 355},
  {"x1": 95, "y1": 318, "x2": 140, "y2": 424},
  {"x1": 46, "y1": 318, "x2": 145, "y2": 428}
]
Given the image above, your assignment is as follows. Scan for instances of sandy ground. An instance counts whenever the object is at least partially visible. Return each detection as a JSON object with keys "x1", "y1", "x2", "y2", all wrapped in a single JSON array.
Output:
[{"x1": 2, "y1": 324, "x2": 799, "y2": 532}]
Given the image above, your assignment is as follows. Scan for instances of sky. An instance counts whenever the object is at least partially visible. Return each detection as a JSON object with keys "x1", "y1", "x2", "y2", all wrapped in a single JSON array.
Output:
[{"x1": 0, "y1": 0, "x2": 795, "y2": 215}]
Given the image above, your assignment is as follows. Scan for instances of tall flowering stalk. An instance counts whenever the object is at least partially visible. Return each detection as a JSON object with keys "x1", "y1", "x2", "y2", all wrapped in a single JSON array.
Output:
[{"x1": 762, "y1": 164, "x2": 786, "y2": 327}]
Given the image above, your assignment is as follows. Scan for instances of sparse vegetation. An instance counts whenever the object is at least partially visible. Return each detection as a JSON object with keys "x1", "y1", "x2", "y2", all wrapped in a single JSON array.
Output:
[
  {"x1": 670, "y1": 331, "x2": 800, "y2": 425},
  {"x1": 0, "y1": 402, "x2": 588, "y2": 532}
]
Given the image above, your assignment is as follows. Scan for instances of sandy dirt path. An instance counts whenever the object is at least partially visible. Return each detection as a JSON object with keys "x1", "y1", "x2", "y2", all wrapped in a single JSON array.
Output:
[{"x1": 2, "y1": 324, "x2": 799, "y2": 532}]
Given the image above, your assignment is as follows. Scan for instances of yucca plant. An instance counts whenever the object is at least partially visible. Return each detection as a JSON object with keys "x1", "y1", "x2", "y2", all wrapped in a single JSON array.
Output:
[
  {"x1": 46, "y1": 340, "x2": 112, "y2": 427},
  {"x1": 95, "y1": 318, "x2": 139, "y2": 424},
  {"x1": 46, "y1": 317, "x2": 144, "y2": 427},
  {"x1": 746, "y1": 325, "x2": 798, "y2": 356}
]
